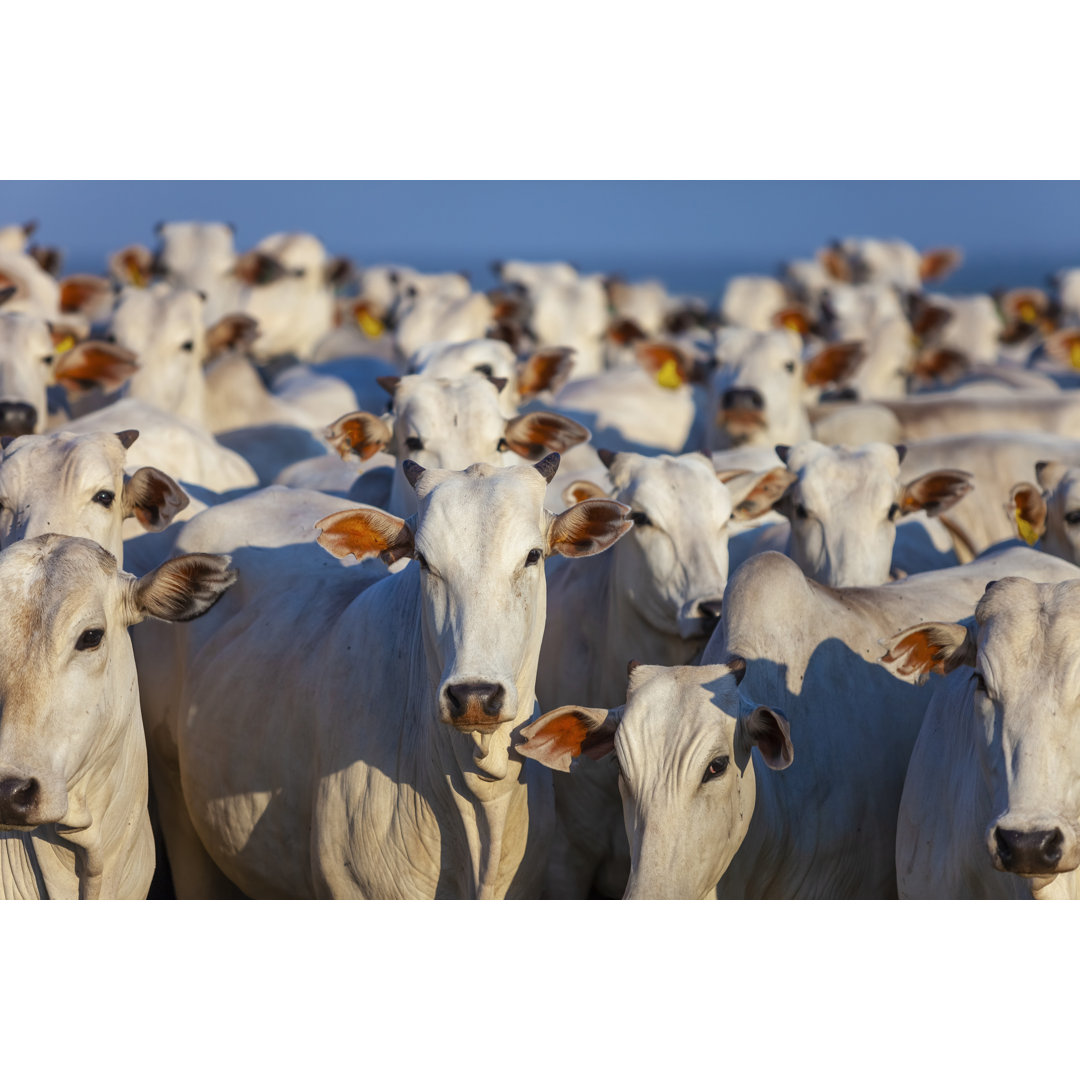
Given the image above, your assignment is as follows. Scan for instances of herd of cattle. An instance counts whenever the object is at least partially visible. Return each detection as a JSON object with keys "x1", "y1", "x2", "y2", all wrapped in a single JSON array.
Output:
[{"x1": 3, "y1": 219, "x2": 1080, "y2": 899}]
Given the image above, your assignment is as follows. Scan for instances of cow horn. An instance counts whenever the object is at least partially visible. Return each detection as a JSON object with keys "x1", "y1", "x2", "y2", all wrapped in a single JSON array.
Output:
[{"x1": 534, "y1": 453, "x2": 561, "y2": 484}]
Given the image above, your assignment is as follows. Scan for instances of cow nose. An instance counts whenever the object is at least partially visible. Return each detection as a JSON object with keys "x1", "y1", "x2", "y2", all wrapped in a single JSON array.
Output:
[
  {"x1": 721, "y1": 387, "x2": 764, "y2": 411},
  {"x1": 698, "y1": 599, "x2": 724, "y2": 628},
  {"x1": 443, "y1": 681, "x2": 506, "y2": 722},
  {"x1": 0, "y1": 402, "x2": 38, "y2": 438},
  {"x1": 0, "y1": 775, "x2": 40, "y2": 824},
  {"x1": 994, "y1": 827, "x2": 1064, "y2": 875}
]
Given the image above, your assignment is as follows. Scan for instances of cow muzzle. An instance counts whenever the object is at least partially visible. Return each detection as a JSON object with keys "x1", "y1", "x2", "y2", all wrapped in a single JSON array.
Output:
[
  {"x1": 718, "y1": 388, "x2": 766, "y2": 445},
  {"x1": 677, "y1": 598, "x2": 724, "y2": 640},
  {"x1": 990, "y1": 824, "x2": 1076, "y2": 877},
  {"x1": 440, "y1": 680, "x2": 512, "y2": 733},
  {"x1": 0, "y1": 402, "x2": 38, "y2": 438}
]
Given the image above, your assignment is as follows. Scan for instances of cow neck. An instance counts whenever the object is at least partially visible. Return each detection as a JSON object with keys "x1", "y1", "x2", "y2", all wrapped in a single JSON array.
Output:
[{"x1": 2, "y1": 694, "x2": 151, "y2": 899}]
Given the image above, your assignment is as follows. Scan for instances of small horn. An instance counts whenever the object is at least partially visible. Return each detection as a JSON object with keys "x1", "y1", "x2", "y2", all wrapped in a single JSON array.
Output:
[
  {"x1": 115, "y1": 430, "x2": 140, "y2": 449},
  {"x1": 376, "y1": 375, "x2": 401, "y2": 396},
  {"x1": 597, "y1": 448, "x2": 618, "y2": 469},
  {"x1": 775, "y1": 445, "x2": 792, "y2": 464},
  {"x1": 402, "y1": 459, "x2": 425, "y2": 489},
  {"x1": 894, "y1": 443, "x2": 907, "y2": 465},
  {"x1": 534, "y1": 453, "x2": 561, "y2": 484}
]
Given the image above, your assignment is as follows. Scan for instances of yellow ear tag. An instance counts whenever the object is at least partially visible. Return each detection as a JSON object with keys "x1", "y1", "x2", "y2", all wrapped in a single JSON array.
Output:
[
  {"x1": 1070, "y1": 341, "x2": 1080, "y2": 370},
  {"x1": 356, "y1": 309, "x2": 384, "y2": 338},
  {"x1": 782, "y1": 315, "x2": 804, "y2": 334},
  {"x1": 1019, "y1": 302, "x2": 1037, "y2": 323},
  {"x1": 55, "y1": 335, "x2": 75, "y2": 354},
  {"x1": 656, "y1": 357, "x2": 682, "y2": 389},
  {"x1": 1015, "y1": 505, "x2": 1040, "y2": 546},
  {"x1": 129, "y1": 267, "x2": 147, "y2": 288}
]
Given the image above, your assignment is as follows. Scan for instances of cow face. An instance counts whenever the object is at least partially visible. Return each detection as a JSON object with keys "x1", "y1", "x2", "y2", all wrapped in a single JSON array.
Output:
[
  {"x1": 0, "y1": 430, "x2": 187, "y2": 562},
  {"x1": 517, "y1": 663, "x2": 792, "y2": 899},
  {"x1": 316, "y1": 457, "x2": 631, "y2": 737},
  {"x1": 1010, "y1": 461, "x2": 1080, "y2": 565},
  {"x1": 0, "y1": 537, "x2": 235, "y2": 829},
  {"x1": 882, "y1": 577, "x2": 1080, "y2": 886},
  {"x1": 582, "y1": 452, "x2": 792, "y2": 640},
  {"x1": 776, "y1": 441, "x2": 972, "y2": 587}
]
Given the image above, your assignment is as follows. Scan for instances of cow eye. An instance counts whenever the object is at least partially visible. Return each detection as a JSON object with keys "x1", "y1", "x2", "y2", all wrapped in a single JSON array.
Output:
[
  {"x1": 973, "y1": 672, "x2": 987, "y2": 694},
  {"x1": 414, "y1": 552, "x2": 429, "y2": 570},
  {"x1": 630, "y1": 511, "x2": 652, "y2": 527},
  {"x1": 888, "y1": 502, "x2": 901, "y2": 521},
  {"x1": 795, "y1": 503, "x2": 809, "y2": 520},
  {"x1": 180, "y1": 340, "x2": 194, "y2": 351},
  {"x1": 703, "y1": 755, "x2": 729, "y2": 783},
  {"x1": 474, "y1": 364, "x2": 494, "y2": 377},
  {"x1": 75, "y1": 628, "x2": 105, "y2": 651},
  {"x1": 404, "y1": 436, "x2": 424, "y2": 452},
  {"x1": 405, "y1": 285, "x2": 418, "y2": 299},
  {"x1": 104, "y1": 333, "x2": 117, "y2": 344},
  {"x1": 497, "y1": 437, "x2": 510, "y2": 452},
  {"x1": 92, "y1": 490, "x2": 115, "y2": 508},
  {"x1": 525, "y1": 548, "x2": 542, "y2": 567},
  {"x1": 1065, "y1": 509, "x2": 1080, "y2": 526},
  {"x1": 784, "y1": 361, "x2": 797, "y2": 374},
  {"x1": 42, "y1": 354, "x2": 54, "y2": 366}
]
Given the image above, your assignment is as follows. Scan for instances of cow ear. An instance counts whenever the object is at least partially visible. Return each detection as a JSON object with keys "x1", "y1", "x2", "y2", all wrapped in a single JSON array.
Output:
[
  {"x1": 324, "y1": 255, "x2": 353, "y2": 289},
  {"x1": 324, "y1": 411, "x2": 393, "y2": 462},
  {"x1": 735, "y1": 704, "x2": 793, "y2": 772},
  {"x1": 562, "y1": 479, "x2": 607, "y2": 506},
  {"x1": 897, "y1": 469, "x2": 973, "y2": 518},
  {"x1": 727, "y1": 467, "x2": 797, "y2": 521},
  {"x1": 912, "y1": 348, "x2": 969, "y2": 384},
  {"x1": 517, "y1": 706, "x2": 622, "y2": 771},
  {"x1": 51, "y1": 342, "x2": 139, "y2": 396},
  {"x1": 108, "y1": 244, "x2": 153, "y2": 287},
  {"x1": 233, "y1": 251, "x2": 289, "y2": 287},
  {"x1": 122, "y1": 468, "x2": 190, "y2": 531},
  {"x1": 502, "y1": 411, "x2": 590, "y2": 460},
  {"x1": 58, "y1": 274, "x2": 114, "y2": 319},
  {"x1": 635, "y1": 341, "x2": 690, "y2": 389},
  {"x1": 0, "y1": 285, "x2": 17, "y2": 308},
  {"x1": 205, "y1": 313, "x2": 260, "y2": 359},
  {"x1": 879, "y1": 621, "x2": 976, "y2": 685},
  {"x1": 1043, "y1": 328, "x2": 1080, "y2": 370},
  {"x1": 1010, "y1": 482, "x2": 1047, "y2": 545},
  {"x1": 127, "y1": 554, "x2": 237, "y2": 625},
  {"x1": 315, "y1": 507, "x2": 414, "y2": 566},
  {"x1": 803, "y1": 341, "x2": 865, "y2": 387},
  {"x1": 516, "y1": 347, "x2": 575, "y2": 398},
  {"x1": 715, "y1": 467, "x2": 751, "y2": 485},
  {"x1": 1035, "y1": 460, "x2": 1069, "y2": 493},
  {"x1": 548, "y1": 498, "x2": 632, "y2": 557},
  {"x1": 819, "y1": 245, "x2": 853, "y2": 283},
  {"x1": 919, "y1": 247, "x2": 963, "y2": 283}
]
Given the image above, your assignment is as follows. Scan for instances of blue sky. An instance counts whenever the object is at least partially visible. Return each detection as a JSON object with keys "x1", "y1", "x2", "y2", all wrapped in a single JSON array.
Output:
[{"x1": 3, "y1": 181, "x2": 1078, "y2": 297}]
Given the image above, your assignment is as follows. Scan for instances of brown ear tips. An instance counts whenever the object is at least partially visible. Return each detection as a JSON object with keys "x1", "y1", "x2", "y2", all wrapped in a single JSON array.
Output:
[
  {"x1": 402, "y1": 459, "x2": 425, "y2": 489},
  {"x1": 116, "y1": 429, "x2": 140, "y2": 450},
  {"x1": 534, "y1": 453, "x2": 561, "y2": 484},
  {"x1": 597, "y1": 448, "x2": 617, "y2": 469}
]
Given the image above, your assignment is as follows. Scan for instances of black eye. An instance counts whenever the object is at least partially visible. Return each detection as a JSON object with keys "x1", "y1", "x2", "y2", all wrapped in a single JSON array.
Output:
[
  {"x1": 92, "y1": 490, "x2": 115, "y2": 508},
  {"x1": 75, "y1": 628, "x2": 104, "y2": 651},
  {"x1": 180, "y1": 340, "x2": 194, "y2": 351},
  {"x1": 703, "y1": 755, "x2": 730, "y2": 783},
  {"x1": 1065, "y1": 510, "x2": 1080, "y2": 526},
  {"x1": 42, "y1": 354, "x2": 54, "y2": 366},
  {"x1": 404, "y1": 436, "x2": 424, "y2": 452},
  {"x1": 525, "y1": 548, "x2": 542, "y2": 567},
  {"x1": 795, "y1": 504, "x2": 808, "y2": 520},
  {"x1": 784, "y1": 361, "x2": 797, "y2": 374},
  {"x1": 497, "y1": 437, "x2": 510, "y2": 452},
  {"x1": 405, "y1": 285, "x2": 418, "y2": 299},
  {"x1": 630, "y1": 511, "x2": 651, "y2": 527},
  {"x1": 888, "y1": 502, "x2": 901, "y2": 521},
  {"x1": 104, "y1": 333, "x2": 116, "y2": 344},
  {"x1": 475, "y1": 364, "x2": 494, "y2": 377},
  {"x1": 973, "y1": 672, "x2": 987, "y2": 694},
  {"x1": 415, "y1": 552, "x2": 429, "y2": 570}
]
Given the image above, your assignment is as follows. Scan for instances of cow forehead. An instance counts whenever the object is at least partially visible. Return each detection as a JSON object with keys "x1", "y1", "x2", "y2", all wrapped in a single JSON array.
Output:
[
  {"x1": 114, "y1": 287, "x2": 200, "y2": 342},
  {"x1": 0, "y1": 312, "x2": 52, "y2": 359},
  {"x1": 414, "y1": 464, "x2": 548, "y2": 553},
  {"x1": 414, "y1": 338, "x2": 516, "y2": 378},
  {"x1": 977, "y1": 579, "x2": 1080, "y2": 652},
  {"x1": 619, "y1": 665, "x2": 742, "y2": 758},
  {"x1": 256, "y1": 231, "x2": 326, "y2": 269},
  {"x1": 614, "y1": 454, "x2": 732, "y2": 520},
  {"x1": 1, "y1": 431, "x2": 125, "y2": 485},
  {"x1": 0, "y1": 536, "x2": 120, "y2": 651},
  {"x1": 792, "y1": 443, "x2": 900, "y2": 502}
]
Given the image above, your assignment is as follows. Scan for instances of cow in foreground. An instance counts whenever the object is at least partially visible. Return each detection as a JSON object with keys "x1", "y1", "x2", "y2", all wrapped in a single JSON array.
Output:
[
  {"x1": 0, "y1": 535, "x2": 235, "y2": 899},
  {"x1": 137, "y1": 456, "x2": 631, "y2": 898},
  {"x1": 881, "y1": 577, "x2": 1080, "y2": 899}
]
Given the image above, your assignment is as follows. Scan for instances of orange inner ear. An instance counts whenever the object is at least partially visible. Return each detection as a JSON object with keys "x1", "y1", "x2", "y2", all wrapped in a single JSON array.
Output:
[
  {"x1": 53, "y1": 345, "x2": 138, "y2": 393},
  {"x1": 883, "y1": 631, "x2": 948, "y2": 678},
  {"x1": 820, "y1": 248, "x2": 852, "y2": 282},
  {"x1": 803, "y1": 342, "x2": 864, "y2": 387},
  {"x1": 59, "y1": 277, "x2": 108, "y2": 315},
  {"x1": 538, "y1": 712, "x2": 591, "y2": 759},
  {"x1": 518, "y1": 348, "x2": 572, "y2": 396},
  {"x1": 316, "y1": 509, "x2": 412, "y2": 565}
]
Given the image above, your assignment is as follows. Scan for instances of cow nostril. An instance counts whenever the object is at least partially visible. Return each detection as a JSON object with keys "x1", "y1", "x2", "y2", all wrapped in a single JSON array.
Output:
[
  {"x1": 721, "y1": 388, "x2": 764, "y2": 411},
  {"x1": 1043, "y1": 828, "x2": 1064, "y2": 865},
  {"x1": 995, "y1": 826, "x2": 1065, "y2": 873},
  {"x1": 0, "y1": 403, "x2": 38, "y2": 438},
  {"x1": 0, "y1": 776, "x2": 39, "y2": 819},
  {"x1": 698, "y1": 599, "x2": 723, "y2": 623},
  {"x1": 444, "y1": 684, "x2": 464, "y2": 718},
  {"x1": 443, "y1": 681, "x2": 506, "y2": 721}
]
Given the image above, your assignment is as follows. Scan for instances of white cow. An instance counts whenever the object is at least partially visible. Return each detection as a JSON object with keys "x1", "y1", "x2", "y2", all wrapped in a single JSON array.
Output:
[
  {"x1": 1010, "y1": 459, "x2": 1080, "y2": 564},
  {"x1": 881, "y1": 577, "x2": 1080, "y2": 898},
  {"x1": 823, "y1": 238, "x2": 962, "y2": 291},
  {"x1": 135, "y1": 456, "x2": 632, "y2": 898},
  {"x1": 0, "y1": 535, "x2": 236, "y2": 899},
  {"x1": 518, "y1": 661, "x2": 792, "y2": 900},
  {"x1": 533, "y1": 452, "x2": 795, "y2": 897},
  {"x1": 719, "y1": 276, "x2": 790, "y2": 333}
]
